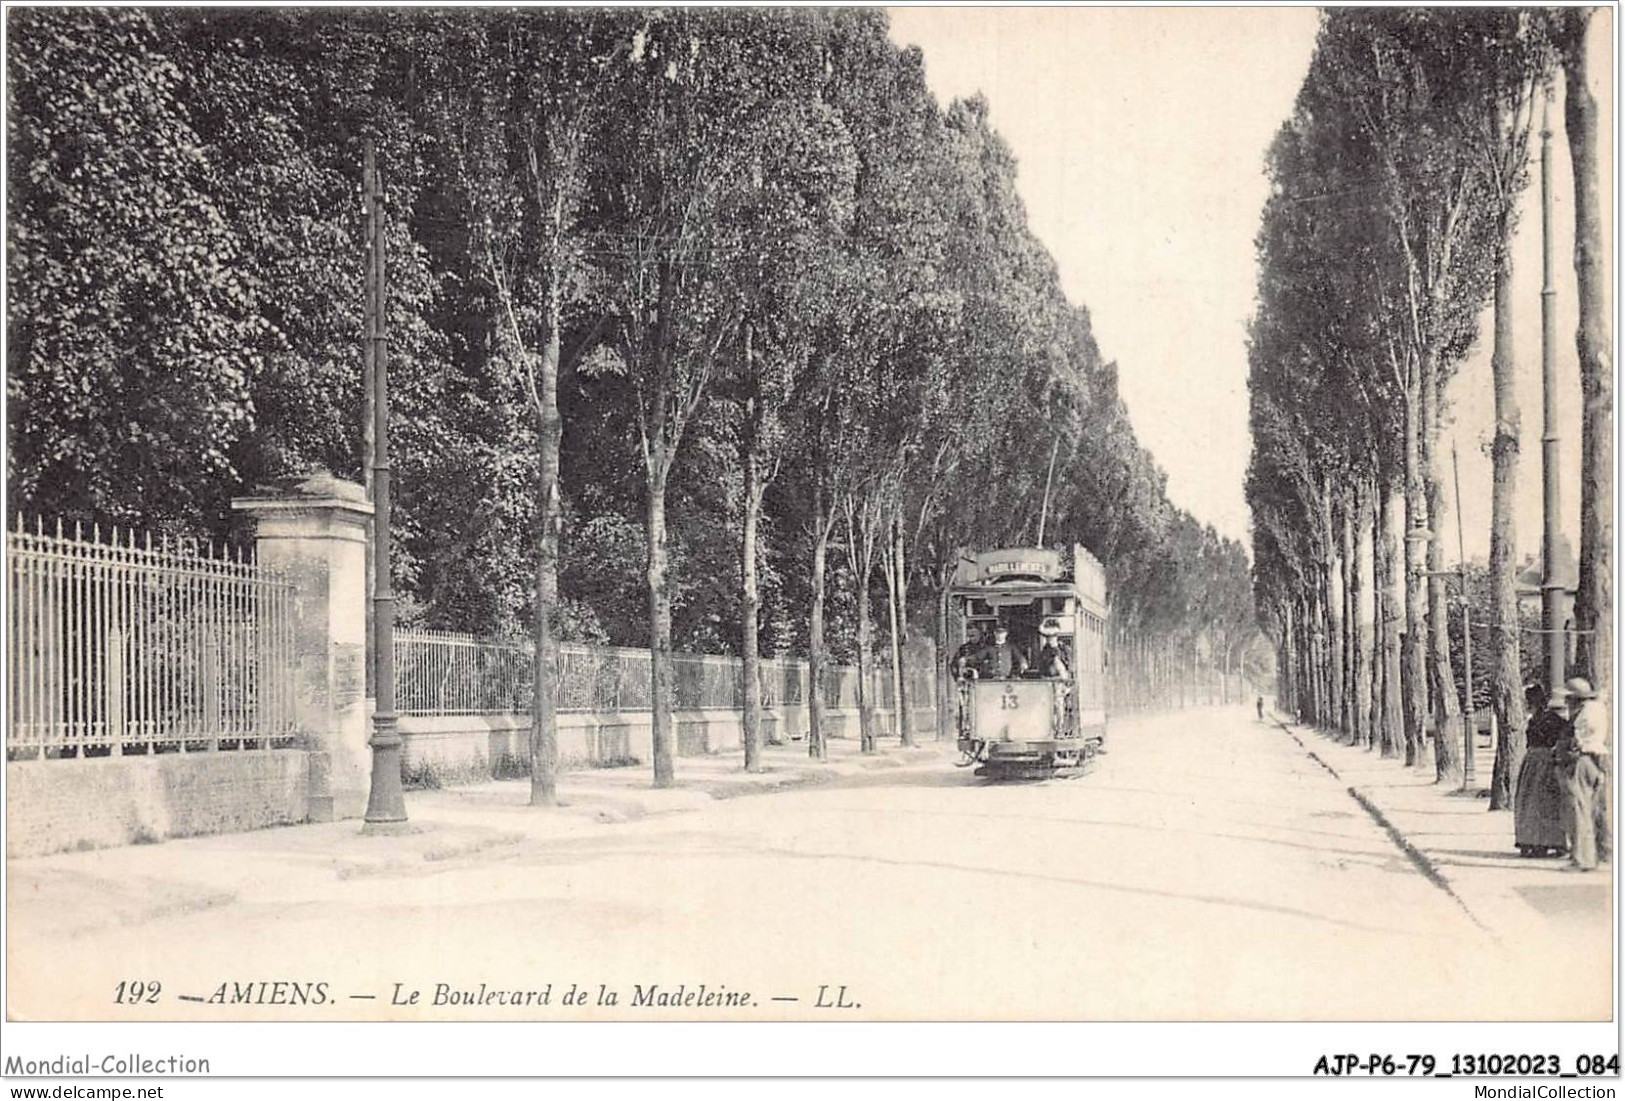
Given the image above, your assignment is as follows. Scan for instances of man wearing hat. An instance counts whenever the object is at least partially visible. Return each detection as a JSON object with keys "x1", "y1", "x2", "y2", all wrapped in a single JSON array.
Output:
[
  {"x1": 1559, "y1": 677, "x2": 1611, "y2": 872},
  {"x1": 1035, "y1": 618, "x2": 1071, "y2": 679},
  {"x1": 975, "y1": 623, "x2": 1028, "y2": 679},
  {"x1": 951, "y1": 622, "x2": 990, "y2": 681}
]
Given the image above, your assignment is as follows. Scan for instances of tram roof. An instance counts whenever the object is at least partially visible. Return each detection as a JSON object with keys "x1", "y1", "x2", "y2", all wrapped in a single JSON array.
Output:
[{"x1": 951, "y1": 544, "x2": 1108, "y2": 612}]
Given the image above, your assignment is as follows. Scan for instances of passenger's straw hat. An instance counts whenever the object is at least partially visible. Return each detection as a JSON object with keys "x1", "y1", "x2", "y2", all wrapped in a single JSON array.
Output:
[{"x1": 1564, "y1": 676, "x2": 1596, "y2": 700}]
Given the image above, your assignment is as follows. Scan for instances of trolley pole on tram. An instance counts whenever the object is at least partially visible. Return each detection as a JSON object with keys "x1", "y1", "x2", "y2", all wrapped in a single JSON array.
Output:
[{"x1": 363, "y1": 138, "x2": 408, "y2": 830}]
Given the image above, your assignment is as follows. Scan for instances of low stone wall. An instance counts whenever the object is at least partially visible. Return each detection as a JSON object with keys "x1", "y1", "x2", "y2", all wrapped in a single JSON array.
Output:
[
  {"x1": 399, "y1": 704, "x2": 938, "y2": 783},
  {"x1": 7, "y1": 751, "x2": 311, "y2": 858},
  {"x1": 6, "y1": 704, "x2": 943, "y2": 856}
]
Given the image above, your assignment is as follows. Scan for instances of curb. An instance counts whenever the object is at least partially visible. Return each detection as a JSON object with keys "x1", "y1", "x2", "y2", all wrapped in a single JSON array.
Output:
[{"x1": 1272, "y1": 717, "x2": 1493, "y2": 937}]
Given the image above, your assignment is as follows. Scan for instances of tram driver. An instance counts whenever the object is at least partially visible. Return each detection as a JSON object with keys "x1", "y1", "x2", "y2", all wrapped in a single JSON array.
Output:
[{"x1": 976, "y1": 623, "x2": 1028, "y2": 679}]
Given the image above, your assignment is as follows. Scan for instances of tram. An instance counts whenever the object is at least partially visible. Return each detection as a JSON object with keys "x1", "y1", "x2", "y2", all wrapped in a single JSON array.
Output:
[{"x1": 950, "y1": 545, "x2": 1108, "y2": 779}]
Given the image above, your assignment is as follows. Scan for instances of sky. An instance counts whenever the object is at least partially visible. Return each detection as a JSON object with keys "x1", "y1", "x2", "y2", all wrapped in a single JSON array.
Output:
[{"x1": 887, "y1": 6, "x2": 1612, "y2": 565}]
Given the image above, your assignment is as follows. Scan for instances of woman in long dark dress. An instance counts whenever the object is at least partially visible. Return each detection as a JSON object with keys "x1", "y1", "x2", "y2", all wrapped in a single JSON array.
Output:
[{"x1": 1515, "y1": 682, "x2": 1569, "y2": 857}]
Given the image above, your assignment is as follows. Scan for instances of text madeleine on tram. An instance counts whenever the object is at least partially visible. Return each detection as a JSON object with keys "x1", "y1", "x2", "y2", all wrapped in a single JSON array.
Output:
[{"x1": 949, "y1": 544, "x2": 1108, "y2": 779}]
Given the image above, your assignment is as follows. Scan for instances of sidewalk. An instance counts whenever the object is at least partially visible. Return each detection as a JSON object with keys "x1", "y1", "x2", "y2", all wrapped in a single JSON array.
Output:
[
  {"x1": 1277, "y1": 716, "x2": 1614, "y2": 952},
  {"x1": 410, "y1": 733, "x2": 948, "y2": 832},
  {"x1": 6, "y1": 736, "x2": 954, "y2": 942}
]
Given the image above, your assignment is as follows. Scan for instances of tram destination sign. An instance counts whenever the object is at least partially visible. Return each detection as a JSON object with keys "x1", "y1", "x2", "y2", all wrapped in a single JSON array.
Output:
[
  {"x1": 986, "y1": 560, "x2": 1052, "y2": 577},
  {"x1": 959, "y1": 547, "x2": 1067, "y2": 584}
]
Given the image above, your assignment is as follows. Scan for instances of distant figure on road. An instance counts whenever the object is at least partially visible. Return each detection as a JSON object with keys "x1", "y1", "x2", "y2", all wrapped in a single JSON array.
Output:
[
  {"x1": 1515, "y1": 682, "x2": 1569, "y2": 857},
  {"x1": 1557, "y1": 678, "x2": 1610, "y2": 872},
  {"x1": 1256, "y1": 696, "x2": 1264, "y2": 721}
]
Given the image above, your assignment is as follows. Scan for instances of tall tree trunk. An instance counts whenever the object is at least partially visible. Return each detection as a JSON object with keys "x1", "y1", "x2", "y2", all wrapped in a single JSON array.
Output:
[
  {"x1": 739, "y1": 327, "x2": 764, "y2": 774},
  {"x1": 1378, "y1": 483, "x2": 1391, "y2": 759},
  {"x1": 1347, "y1": 482, "x2": 1368, "y2": 749},
  {"x1": 1292, "y1": 607, "x2": 1303, "y2": 719},
  {"x1": 1565, "y1": 13, "x2": 1612, "y2": 695},
  {"x1": 1322, "y1": 490, "x2": 1344, "y2": 734},
  {"x1": 1317, "y1": 579, "x2": 1332, "y2": 725},
  {"x1": 1303, "y1": 583, "x2": 1315, "y2": 719},
  {"x1": 1307, "y1": 592, "x2": 1321, "y2": 722},
  {"x1": 741, "y1": 453, "x2": 764, "y2": 774},
  {"x1": 808, "y1": 486, "x2": 830, "y2": 762},
  {"x1": 856, "y1": 568, "x2": 876, "y2": 754},
  {"x1": 1422, "y1": 349, "x2": 1463, "y2": 783},
  {"x1": 1276, "y1": 642, "x2": 1288, "y2": 716},
  {"x1": 936, "y1": 575, "x2": 954, "y2": 742},
  {"x1": 1339, "y1": 495, "x2": 1354, "y2": 739},
  {"x1": 1488, "y1": 221, "x2": 1526, "y2": 810},
  {"x1": 647, "y1": 459, "x2": 674, "y2": 787},
  {"x1": 894, "y1": 519, "x2": 914, "y2": 747},
  {"x1": 1337, "y1": 500, "x2": 1349, "y2": 736},
  {"x1": 1288, "y1": 609, "x2": 1299, "y2": 718},
  {"x1": 1401, "y1": 352, "x2": 1428, "y2": 767},
  {"x1": 1378, "y1": 474, "x2": 1405, "y2": 758},
  {"x1": 1296, "y1": 599, "x2": 1308, "y2": 720},
  {"x1": 882, "y1": 532, "x2": 903, "y2": 746},
  {"x1": 1368, "y1": 493, "x2": 1384, "y2": 750},
  {"x1": 528, "y1": 319, "x2": 562, "y2": 805},
  {"x1": 1299, "y1": 593, "x2": 1314, "y2": 721}
]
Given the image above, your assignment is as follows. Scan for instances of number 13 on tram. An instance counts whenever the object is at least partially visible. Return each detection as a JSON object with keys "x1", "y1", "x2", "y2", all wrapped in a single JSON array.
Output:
[{"x1": 950, "y1": 545, "x2": 1109, "y2": 780}]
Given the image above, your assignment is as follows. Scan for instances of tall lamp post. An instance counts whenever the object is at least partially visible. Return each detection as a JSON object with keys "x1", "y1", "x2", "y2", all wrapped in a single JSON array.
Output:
[
  {"x1": 1538, "y1": 86, "x2": 1567, "y2": 695},
  {"x1": 363, "y1": 138, "x2": 407, "y2": 830}
]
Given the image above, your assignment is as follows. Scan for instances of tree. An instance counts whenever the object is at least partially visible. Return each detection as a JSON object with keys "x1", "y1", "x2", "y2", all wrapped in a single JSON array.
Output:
[
  {"x1": 715, "y1": 63, "x2": 857, "y2": 771},
  {"x1": 1450, "y1": 11, "x2": 1549, "y2": 807},
  {"x1": 1251, "y1": 11, "x2": 1509, "y2": 775},
  {"x1": 7, "y1": 8, "x2": 268, "y2": 531},
  {"x1": 587, "y1": 11, "x2": 793, "y2": 786},
  {"x1": 6, "y1": 7, "x2": 1264, "y2": 767},
  {"x1": 1558, "y1": 10, "x2": 1612, "y2": 696},
  {"x1": 792, "y1": 15, "x2": 958, "y2": 759},
  {"x1": 420, "y1": 10, "x2": 629, "y2": 804},
  {"x1": 1316, "y1": 11, "x2": 1506, "y2": 777}
]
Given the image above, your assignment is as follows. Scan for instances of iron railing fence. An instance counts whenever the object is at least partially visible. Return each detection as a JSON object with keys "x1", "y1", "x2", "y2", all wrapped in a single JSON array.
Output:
[
  {"x1": 394, "y1": 631, "x2": 934, "y2": 719},
  {"x1": 7, "y1": 518, "x2": 298, "y2": 760},
  {"x1": 873, "y1": 665, "x2": 936, "y2": 714}
]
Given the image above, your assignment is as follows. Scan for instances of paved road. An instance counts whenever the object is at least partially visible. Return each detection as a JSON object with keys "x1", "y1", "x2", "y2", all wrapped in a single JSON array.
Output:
[{"x1": 7, "y1": 705, "x2": 1604, "y2": 1021}]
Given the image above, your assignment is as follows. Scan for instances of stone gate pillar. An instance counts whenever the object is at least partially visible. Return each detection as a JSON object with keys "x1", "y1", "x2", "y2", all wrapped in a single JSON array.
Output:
[{"x1": 233, "y1": 471, "x2": 373, "y2": 822}]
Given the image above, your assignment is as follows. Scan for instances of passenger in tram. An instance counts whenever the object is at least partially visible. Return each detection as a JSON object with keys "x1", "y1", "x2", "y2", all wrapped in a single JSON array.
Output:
[
  {"x1": 1035, "y1": 618, "x2": 1070, "y2": 679},
  {"x1": 951, "y1": 622, "x2": 990, "y2": 680}
]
